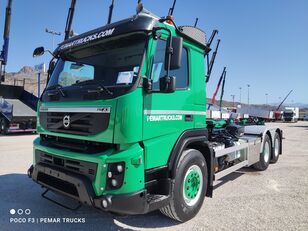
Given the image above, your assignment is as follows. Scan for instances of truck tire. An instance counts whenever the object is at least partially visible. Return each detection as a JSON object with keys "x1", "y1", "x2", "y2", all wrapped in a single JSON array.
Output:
[
  {"x1": 0, "y1": 119, "x2": 8, "y2": 135},
  {"x1": 271, "y1": 132, "x2": 280, "y2": 163},
  {"x1": 253, "y1": 134, "x2": 271, "y2": 171},
  {"x1": 160, "y1": 149, "x2": 207, "y2": 222}
]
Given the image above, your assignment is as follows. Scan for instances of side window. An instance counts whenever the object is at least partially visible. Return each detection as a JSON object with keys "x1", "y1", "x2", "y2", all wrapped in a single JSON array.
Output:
[{"x1": 151, "y1": 39, "x2": 188, "y2": 90}]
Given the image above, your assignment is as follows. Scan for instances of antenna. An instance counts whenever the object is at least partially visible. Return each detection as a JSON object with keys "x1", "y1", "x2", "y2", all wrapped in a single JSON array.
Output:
[
  {"x1": 64, "y1": 0, "x2": 77, "y2": 40},
  {"x1": 136, "y1": 0, "x2": 144, "y2": 14},
  {"x1": 107, "y1": 0, "x2": 115, "y2": 24},
  {"x1": 194, "y1": 18, "x2": 199, "y2": 27},
  {"x1": 168, "y1": 0, "x2": 177, "y2": 16},
  {"x1": 206, "y1": 39, "x2": 221, "y2": 83}
]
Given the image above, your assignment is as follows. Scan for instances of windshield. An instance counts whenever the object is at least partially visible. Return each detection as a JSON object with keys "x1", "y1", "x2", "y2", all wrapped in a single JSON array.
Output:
[
  {"x1": 283, "y1": 112, "x2": 294, "y2": 116},
  {"x1": 48, "y1": 60, "x2": 95, "y2": 87},
  {"x1": 45, "y1": 33, "x2": 146, "y2": 99}
]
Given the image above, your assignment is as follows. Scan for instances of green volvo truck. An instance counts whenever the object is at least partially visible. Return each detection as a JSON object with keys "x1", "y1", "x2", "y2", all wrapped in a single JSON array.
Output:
[{"x1": 28, "y1": 8, "x2": 283, "y2": 222}]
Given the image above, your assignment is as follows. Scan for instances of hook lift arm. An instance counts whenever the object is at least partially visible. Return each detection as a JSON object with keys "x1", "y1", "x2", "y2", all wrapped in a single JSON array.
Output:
[
  {"x1": 168, "y1": 0, "x2": 177, "y2": 16},
  {"x1": 276, "y1": 90, "x2": 293, "y2": 111},
  {"x1": 211, "y1": 67, "x2": 226, "y2": 105},
  {"x1": 64, "y1": 0, "x2": 77, "y2": 40},
  {"x1": 107, "y1": 0, "x2": 115, "y2": 24},
  {"x1": 206, "y1": 35, "x2": 220, "y2": 83},
  {"x1": 205, "y1": 29, "x2": 219, "y2": 83},
  {"x1": 219, "y1": 69, "x2": 227, "y2": 110}
]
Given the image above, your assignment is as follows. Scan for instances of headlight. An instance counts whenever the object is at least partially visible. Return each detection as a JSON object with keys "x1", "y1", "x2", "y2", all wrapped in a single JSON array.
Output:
[
  {"x1": 116, "y1": 164, "x2": 123, "y2": 173},
  {"x1": 106, "y1": 162, "x2": 125, "y2": 190}
]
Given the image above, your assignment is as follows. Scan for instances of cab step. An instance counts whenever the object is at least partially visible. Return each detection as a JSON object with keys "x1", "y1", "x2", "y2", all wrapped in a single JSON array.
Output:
[{"x1": 147, "y1": 194, "x2": 170, "y2": 212}]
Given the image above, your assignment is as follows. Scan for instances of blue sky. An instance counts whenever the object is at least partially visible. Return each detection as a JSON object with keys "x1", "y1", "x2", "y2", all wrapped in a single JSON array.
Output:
[{"x1": 0, "y1": 0, "x2": 307, "y2": 104}]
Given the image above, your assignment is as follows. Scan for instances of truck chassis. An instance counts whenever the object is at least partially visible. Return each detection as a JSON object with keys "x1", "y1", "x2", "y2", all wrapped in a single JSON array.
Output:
[{"x1": 27, "y1": 4, "x2": 283, "y2": 222}]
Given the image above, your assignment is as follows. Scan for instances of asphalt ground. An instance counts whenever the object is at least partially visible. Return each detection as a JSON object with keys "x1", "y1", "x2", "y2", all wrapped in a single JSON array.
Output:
[{"x1": 0, "y1": 122, "x2": 307, "y2": 231}]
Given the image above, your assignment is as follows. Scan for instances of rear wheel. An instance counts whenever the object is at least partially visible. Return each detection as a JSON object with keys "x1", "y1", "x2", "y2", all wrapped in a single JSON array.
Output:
[
  {"x1": 253, "y1": 134, "x2": 271, "y2": 171},
  {"x1": 271, "y1": 132, "x2": 280, "y2": 163},
  {"x1": 0, "y1": 119, "x2": 8, "y2": 135},
  {"x1": 160, "y1": 149, "x2": 207, "y2": 222}
]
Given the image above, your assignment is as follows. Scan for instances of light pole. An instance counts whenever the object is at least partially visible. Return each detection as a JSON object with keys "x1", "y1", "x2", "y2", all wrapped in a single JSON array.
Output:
[
  {"x1": 239, "y1": 87, "x2": 242, "y2": 104},
  {"x1": 265, "y1": 93, "x2": 268, "y2": 105},
  {"x1": 247, "y1": 84, "x2": 250, "y2": 105},
  {"x1": 231, "y1": 94, "x2": 235, "y2": 107},
  {"x1": 45, "y1": 28, "x2": 61, "y2": 50}
]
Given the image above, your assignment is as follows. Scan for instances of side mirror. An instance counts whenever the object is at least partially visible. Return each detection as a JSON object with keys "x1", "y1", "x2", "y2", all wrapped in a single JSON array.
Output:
[
  {"x1": 159, "y1": 75, "x2": 176, "y2": 93},
  {"x1": 165, "y1": 36, "x2": 183, "y2": 70},
  {"x1": 143, "y1": 77, "x2": 153, "y2": 93},
  {"x1": 33, "y1": 47, "x2": 45, "y2": 57},
  {"x1": 0, "y1": 74, "x2": 4, "y2": 82}
]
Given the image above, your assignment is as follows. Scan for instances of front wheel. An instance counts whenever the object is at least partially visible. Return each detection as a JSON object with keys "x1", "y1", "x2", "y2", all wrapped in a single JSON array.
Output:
[
  {"x1": 253, "y1": 134, "x2": 271, "y2": 171},
  {"x1": 160, "y1": 149, "x2": 208, "y2": 222}
]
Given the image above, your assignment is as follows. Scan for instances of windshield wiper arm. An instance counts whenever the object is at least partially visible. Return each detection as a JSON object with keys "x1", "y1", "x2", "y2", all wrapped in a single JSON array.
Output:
[
  {"x1": 72, "y1": 79, "x2": 94, "y2": 86},
  {"x1": 72, "y1": 80, "x2": 113, "y2": 96},
  {"x1": 87, "y1": 84, "x2": 113, "y2": 96},
  {"x1": 46, "y1": 84, "x2": 66, "y2": 97}
]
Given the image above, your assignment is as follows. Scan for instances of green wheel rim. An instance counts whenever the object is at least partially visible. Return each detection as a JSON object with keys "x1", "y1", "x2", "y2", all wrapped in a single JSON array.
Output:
[{"x1": 183, "y1": 165, "x2": 203, "y2": 206}]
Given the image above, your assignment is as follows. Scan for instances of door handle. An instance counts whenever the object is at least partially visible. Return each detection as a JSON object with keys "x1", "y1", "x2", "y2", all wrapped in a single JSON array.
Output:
[{"x1": 185, "y1": 114, "x2": 193, "y2": 121}]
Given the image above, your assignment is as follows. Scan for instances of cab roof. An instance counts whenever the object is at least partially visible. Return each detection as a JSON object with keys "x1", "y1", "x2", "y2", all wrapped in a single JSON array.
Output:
[{"x1": 55, "y1": 13, "x2": 209, "y2": 54}]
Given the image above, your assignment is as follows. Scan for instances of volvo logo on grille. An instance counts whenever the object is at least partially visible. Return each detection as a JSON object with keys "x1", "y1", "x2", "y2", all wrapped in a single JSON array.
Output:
[{"x1": 63, "y1": 115, "x2": 71, "y2": 128}]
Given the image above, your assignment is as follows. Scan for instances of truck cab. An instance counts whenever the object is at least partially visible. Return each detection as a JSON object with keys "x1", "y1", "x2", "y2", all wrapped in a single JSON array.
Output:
[
  {"x1": 283, "y1": 107, "x2": 299, "y2": 122},
  {"x1": 30, "y1": 11, "x2": 208, "y2": 215}
]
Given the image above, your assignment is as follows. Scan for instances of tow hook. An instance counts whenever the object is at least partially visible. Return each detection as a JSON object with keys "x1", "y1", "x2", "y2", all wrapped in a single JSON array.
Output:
[{"x1": 27, "y1": 165, "x2": 34, "y2": 178}]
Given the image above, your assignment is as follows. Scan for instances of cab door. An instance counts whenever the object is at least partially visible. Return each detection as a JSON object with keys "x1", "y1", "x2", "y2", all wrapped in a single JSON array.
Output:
[{"x1": 143, "y1": 36, "x2": 194, "y2": 140}]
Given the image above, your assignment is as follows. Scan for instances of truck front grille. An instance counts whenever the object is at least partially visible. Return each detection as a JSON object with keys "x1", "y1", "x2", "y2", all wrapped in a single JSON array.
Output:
[
  {"x1": 35, "y1": 150, "x2": 97, "y2": 181},
  {"x1": 40, "y1": 135, "x2": 116, "y2": 154},
  {"x1": 39, "y1": 112, "x2": 110, "y2": 135}
]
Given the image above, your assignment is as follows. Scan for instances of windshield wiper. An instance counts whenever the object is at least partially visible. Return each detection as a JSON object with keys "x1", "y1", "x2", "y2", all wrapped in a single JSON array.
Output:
[
  {"x1": 72, "y1": 79, "x2": 95, "y2": 86},
  {"x1": 72, "y1": 80, "x2": 113, "y2": 96},
  {"x1": 87, "y1": 84, "x2": 113, "y2": 96},
  {"x1": 46, "y1": 84, "x2": 66, "y2": 97}
]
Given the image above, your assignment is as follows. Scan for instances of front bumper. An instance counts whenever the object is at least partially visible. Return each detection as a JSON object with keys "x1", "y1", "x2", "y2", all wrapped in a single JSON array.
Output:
[
  {"x1": 30, "y1": 163, "x2": 156, "y2": 215},
  {"x1": 33, "y1": 137, "x2": 145, "y2": 196}
]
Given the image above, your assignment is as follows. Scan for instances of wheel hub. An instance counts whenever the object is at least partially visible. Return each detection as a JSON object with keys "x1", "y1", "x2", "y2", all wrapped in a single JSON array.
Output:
[
  {"x1": 183, "y1": 165, "x2": 203, "y2": 206},
  {"x1": 184, "y1": 171, "x2": 200, "y2": 199}
]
